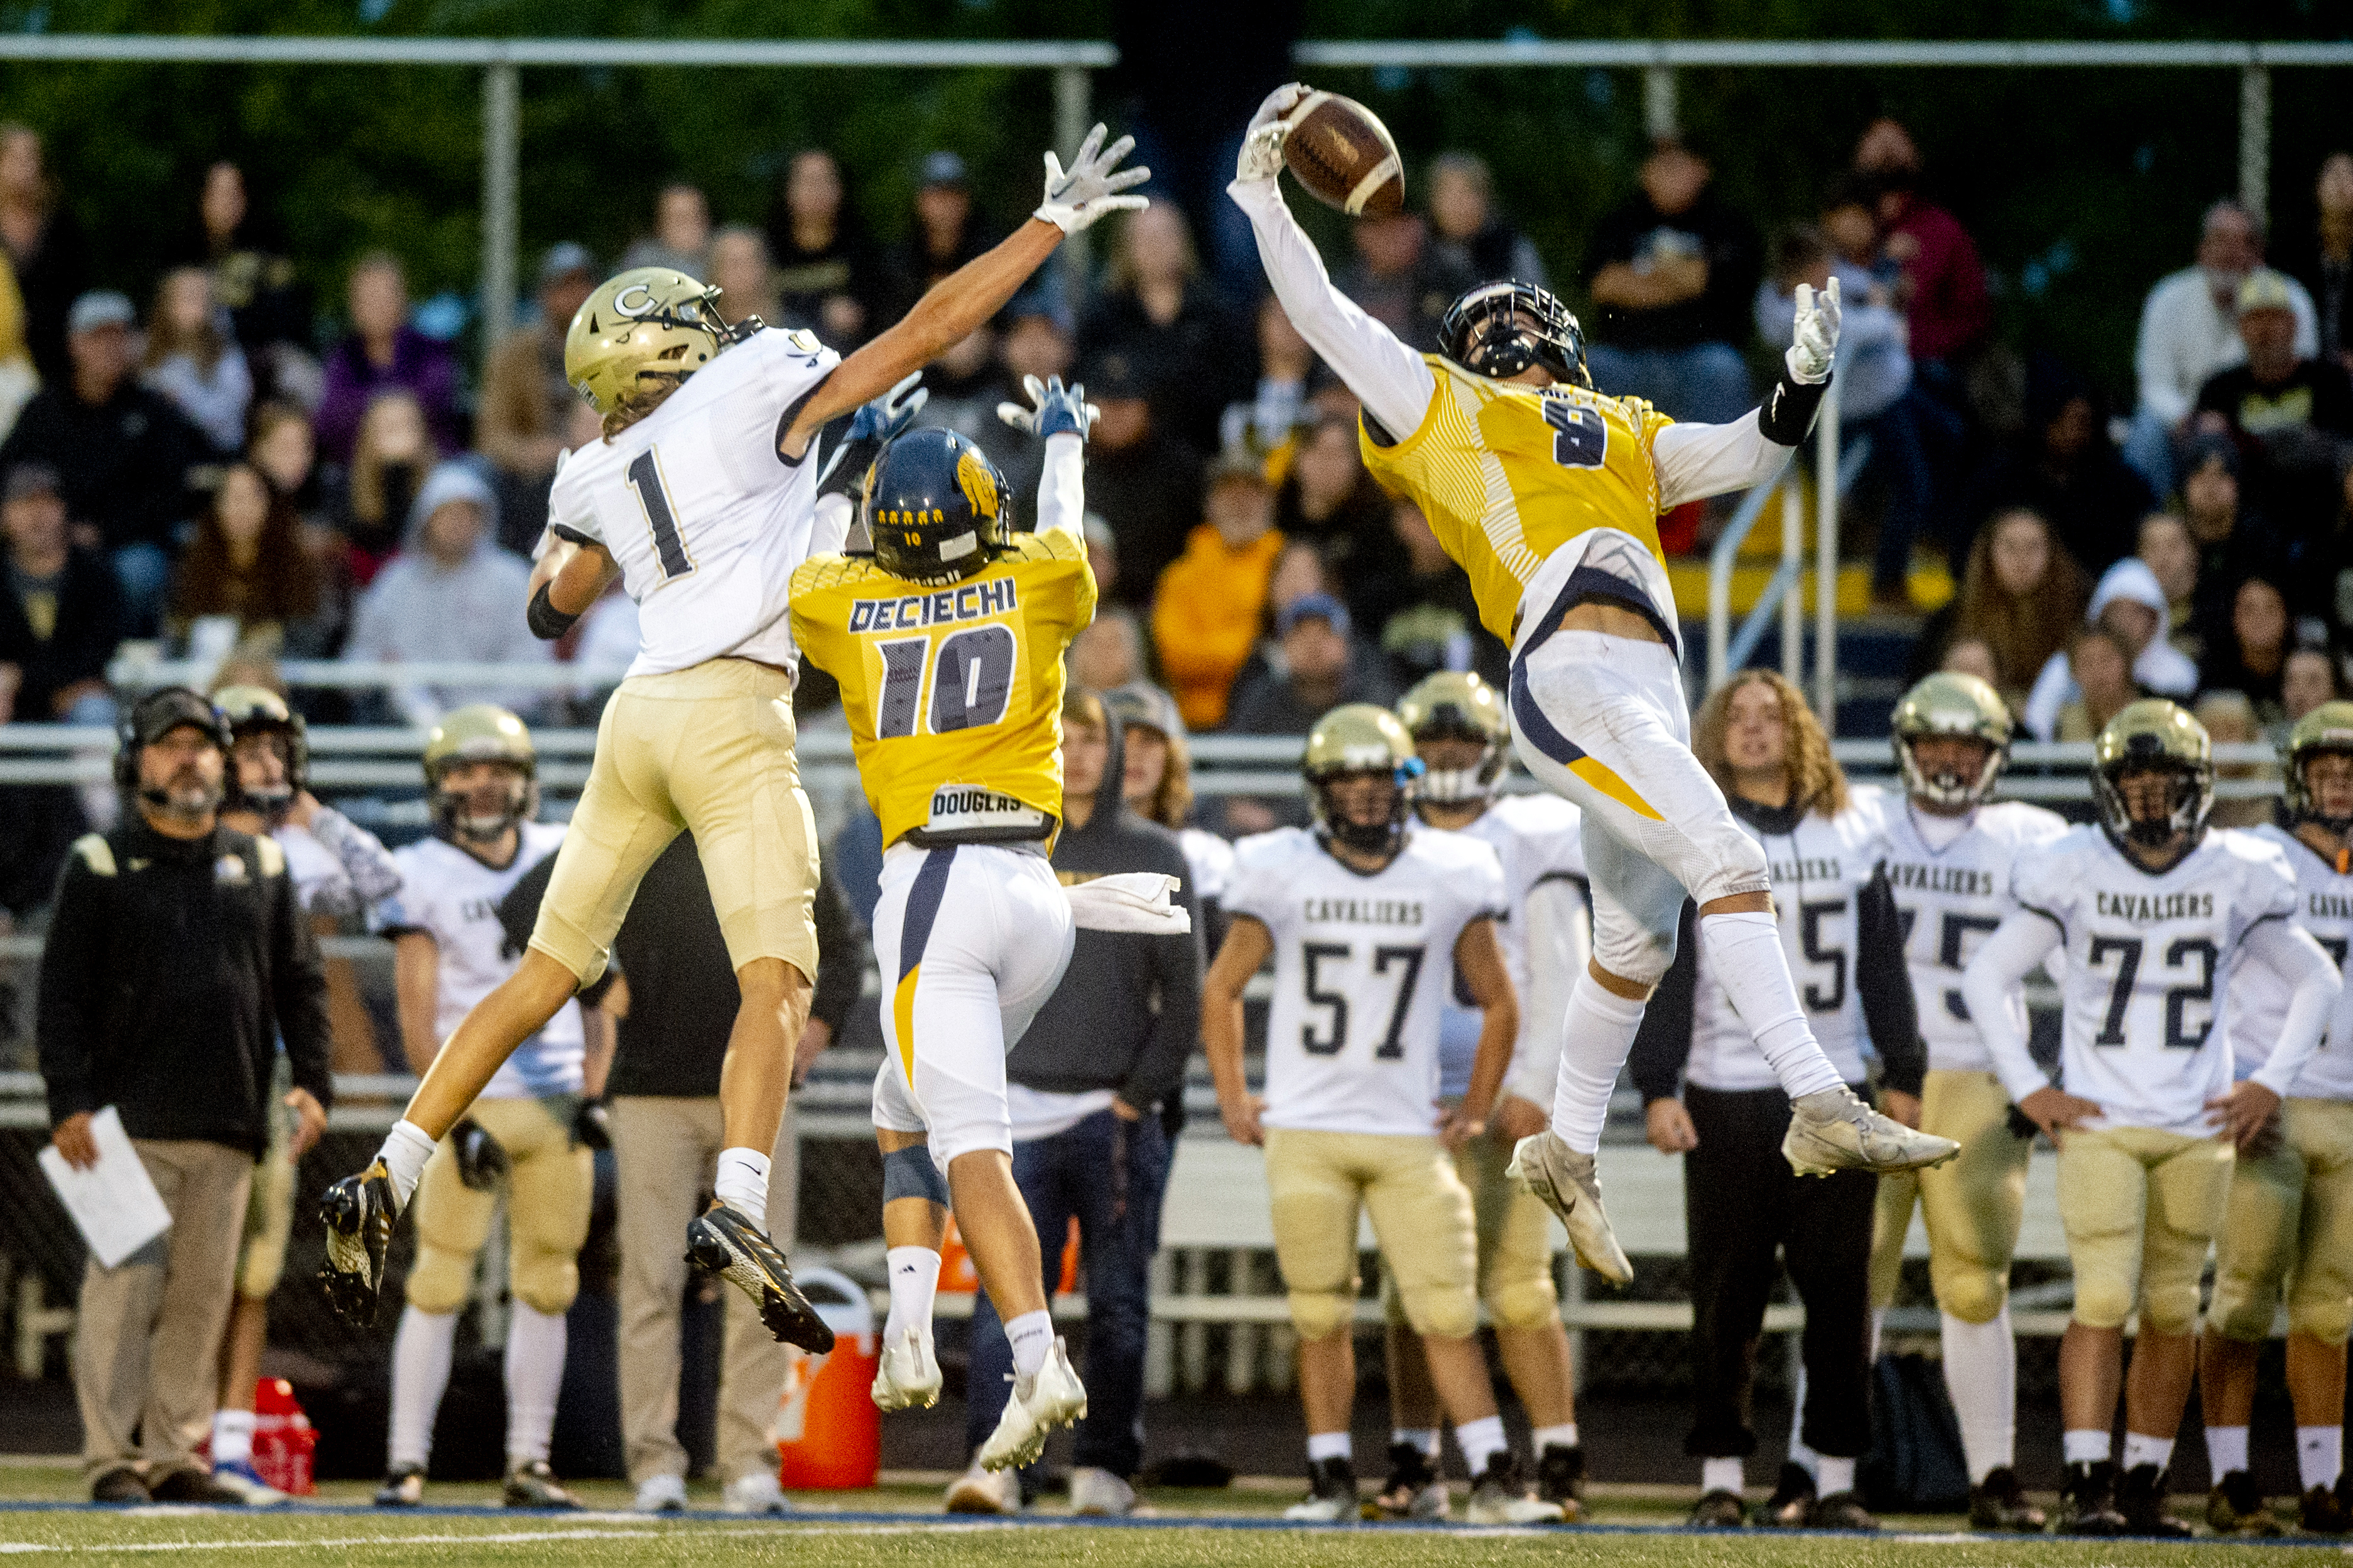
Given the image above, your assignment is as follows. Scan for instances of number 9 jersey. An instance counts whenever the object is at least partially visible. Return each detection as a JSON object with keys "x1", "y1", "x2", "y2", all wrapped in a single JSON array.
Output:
[
  {"x1": 2013, "y1": 824, "x2": 2299, "y2": 1133},
  {"x1": 791, "y1": 529, "x2": 1095, "y2": 850}
]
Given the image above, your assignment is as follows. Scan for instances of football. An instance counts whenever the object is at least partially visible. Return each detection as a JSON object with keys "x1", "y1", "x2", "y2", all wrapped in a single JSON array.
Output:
[{"x1": 1281, "y1": 91, "x2": 1405, "y2": 219}]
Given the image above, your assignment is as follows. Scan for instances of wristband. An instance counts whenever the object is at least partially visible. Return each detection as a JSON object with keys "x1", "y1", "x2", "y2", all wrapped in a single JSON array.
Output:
[
  {"x1": 527, "y1": 580, "x2": 581, "y2": 641},
  {"x1": 1758, "y1": 367, "x2": 1830, "y2": 447}
]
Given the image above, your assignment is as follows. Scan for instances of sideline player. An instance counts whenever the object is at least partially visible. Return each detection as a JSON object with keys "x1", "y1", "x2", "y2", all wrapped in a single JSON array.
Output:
[
  {"x1": 1205, "y1": 706, "x2": 1562, "y2": 1525},
  {"x1": 1228, "y1": 87, "x2": 1952, "y2": 1279},
  {"x1": 1962, "y1": 700, "x2": 2340, "y2": 1537},
  {"x1": 1866, "y1": 673, "x2": 2066, "y2": 1531},
  {"x1": 320, "y1": 128, "x2": 1149, "y2": 1345},
  {"x1": 1372, "y1": 672, "x2": 1591, "y2": 1518},
  {"x1": 2200, "y1": 701, "x2": 2353, "y2": 1537},
  {"x1": 791, "y1": 379, "x2": 1108, "y2": 1471},
  {"x1": 369, "y1": 707, "x2": 612, "y2": 1510},
  {"x1": 206, "y1": 686, "x2": 401, "y2": 1503}
]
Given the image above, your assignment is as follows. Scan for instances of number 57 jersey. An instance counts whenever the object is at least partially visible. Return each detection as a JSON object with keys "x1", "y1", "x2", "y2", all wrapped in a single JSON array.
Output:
[
  {"x1": 1225, "y1": 826, "x2": 1508, "y2": 1138},
  {"x1": 2015, "y1": 825, "x2": 2299, "y2": 1133}
]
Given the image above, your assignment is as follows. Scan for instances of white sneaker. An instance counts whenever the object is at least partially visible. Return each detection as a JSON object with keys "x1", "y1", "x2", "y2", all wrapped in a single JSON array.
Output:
[
  {"x1": 1507, "y1": 1131, "x2": 1634, "y2": 1284},
  {"x1": 1785, "y1": 1088, "x2": 1960, "y2": 1177},
  {"x1": 975, "y1": 1338, "x2": 1088, "y2": 1472},
  {"x1": 871, "y1": 1327, "x2": 943, "y2": 1411},
  {"x1": 209, "y1": 1463, "x2": 286, "y2": 1508},
  {"x1": 1070, "y1": 1466, "x2": 1141, "y2": 1516},
  {"x1": 724, "y1": 1471, "x2": 790, "y2": 1515},
  {"x1": 633, "y1": 1473, "x2": 687, "y2": 1513},
  {"x1": 945, "y1": 1464, "x2": 1021, "y2": 1514},
  {"x1": 1465, "y1": 1456, "x2": 1567, "y2": 1525}
]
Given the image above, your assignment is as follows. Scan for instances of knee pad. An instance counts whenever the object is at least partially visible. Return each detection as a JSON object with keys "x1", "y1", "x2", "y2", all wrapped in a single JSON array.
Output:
[
  {"x1": 1487, "y1": 1273, "x2": 1560, "y2": 1332},
  {"x1": 1399, "y1": 1284, "x2": 1479, "y2": 1343},
  {"x1": 1930, "y1": 1260, "x2": 2009, "y2": 1326},
  {"x1": 1594, "y1": 910, "x2": 1676, "y2": 990},
  {"x1": 511, "y1": 1249, "x2": 581, "y2": 1317},
  {"x1": 2070, "y1": 1273, "x2": 2135, "y2": 1333},
  {"x1": 1288, "y1": 1290, "x2": 1355, "y2": 1343},
  {"x1": 882, "y1": 1143, "x2": 950, "y2": 1207},
  {"x1": 2140, "y1": 1280, "x2": 2202, "y2": 1338},
  {"x1": 406, "y1": 1245, "x2": 478, "y2": 1316},
  {"x1": 2208, "y1": 1274, "x2": 2278, "y2": 1344},
  {"x1": 2290, "y1": 1292, "x2": 2352, "y2": 1347}
]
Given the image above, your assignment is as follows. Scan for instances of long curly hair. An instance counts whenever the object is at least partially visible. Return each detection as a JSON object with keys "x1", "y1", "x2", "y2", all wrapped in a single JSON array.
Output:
[
  {"x1": 1950, "y1": 507, "x2": 2089, "y2": 696},
  {"x1": 1692, "y1": 669, "x2": 1849, "y2": 817}
]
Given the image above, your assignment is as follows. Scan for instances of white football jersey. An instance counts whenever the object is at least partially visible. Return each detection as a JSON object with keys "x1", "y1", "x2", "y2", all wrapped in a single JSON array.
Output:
[
  {"x1": 546, "y1": 325, "x2": 840, "y2": 680},
  {"x1": 1181, "y1": 826, "x2": 1237, "y2": 908},
  {"x1": 2014, "y1": 825, "x2": 2298, "y2": 1133},
  {"x1": 1435, "y1": 794, "x2": 1587, "y2": 1101},
  {"x1": 277, "y1": 828, "x2": 351, "y2": 916},
  {"x1": 1883, "y1": 798, "x2": 2070, "y2": 1073},
  {"x1": 1225, "y1": 826, "x2": 1507, "y2": 1138},
  {"x1": 1689, "y1": 787, "x2": 1892, "y2": 1093},
  {"x1": 373, "y1": 822, "x2": 584, "y2": 1100},
  {"x1": 2232, "y1": 824, "x2": 2353, "y2": 1101}
]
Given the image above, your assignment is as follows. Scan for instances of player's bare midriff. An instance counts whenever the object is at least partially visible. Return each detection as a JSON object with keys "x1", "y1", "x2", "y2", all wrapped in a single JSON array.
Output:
[{"x1": 1553, "y1": 600, "x2": 1665, "y2": 645}]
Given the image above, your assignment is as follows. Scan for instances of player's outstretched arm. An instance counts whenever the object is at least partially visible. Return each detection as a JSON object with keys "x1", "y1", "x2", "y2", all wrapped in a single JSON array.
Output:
[
  {"x1": 781, "y1": 126, "x2": 1146, "y2": 460},
  {"x1": 1225, "y1": 84, "x2": 1433, "y2": 441},
  {"x1": 998, "y1": 374, "x2": 1094, "y2": 538},
  {"x1": 1652, "y1": 276, "x2": 1842, "y2": 509}
]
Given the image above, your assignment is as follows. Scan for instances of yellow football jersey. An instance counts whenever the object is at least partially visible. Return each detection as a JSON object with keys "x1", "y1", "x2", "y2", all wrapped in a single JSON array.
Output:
[
  {"x1": 1361, "y1": 355, "x2": 1676, "y2": 642},
  {"x1": 791, "y1": 529, "x2": 1096, "y2": 850}
]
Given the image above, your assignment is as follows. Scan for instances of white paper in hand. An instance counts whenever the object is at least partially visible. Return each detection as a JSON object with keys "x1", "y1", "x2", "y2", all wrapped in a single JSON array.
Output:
[{"x1": 38, "y1": 1106, "x2": 170, "y2": 1268}]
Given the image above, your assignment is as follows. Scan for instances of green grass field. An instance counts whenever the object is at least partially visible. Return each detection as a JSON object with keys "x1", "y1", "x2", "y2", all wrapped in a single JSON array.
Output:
[{"x1": 0, "y1": 1467, "x2": 2345, "y2": 1566}]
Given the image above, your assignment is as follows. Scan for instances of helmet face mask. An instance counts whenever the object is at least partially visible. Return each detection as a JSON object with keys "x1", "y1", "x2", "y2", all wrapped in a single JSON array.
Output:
[
  {"x1": 1890, "y1": 672, "x2": 2011, "y2": 811},
  {"x1": 2281, "y1": 700, "x2": 2353, "y2": 836},
  {"x1": 866, "y1": 428, "x2": 1011, "y2": 586},
  {"x1": 1438, "y1": 282, "x2": 1590, "y2": 387},
  {"x1": 1304, "y1": 703, "x2": 1422, "y2": 859},
  {"x1": 423, "y1": 704, "x2": 538, "y2": 847},
  {"x1": 2091, "y1": 700, "x2": 2213, "y2": 864},
  {"x1": 437, "y1": 762, "x2": 532, "y2": 845},
  {"x1": 1398, "y1": 671, "x2": 1508, "y2": 808},
  {"x1": 215, "y1": 684, "x2": 307, "y2": 826},
  {"x1": 564, "y1": 267, "x2": 758, "y2": 418}
]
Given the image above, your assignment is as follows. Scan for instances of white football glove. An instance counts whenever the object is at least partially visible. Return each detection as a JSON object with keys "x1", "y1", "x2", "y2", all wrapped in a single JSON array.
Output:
[
  {"x1": 1786, "y1": 274, "x2": 1841, "y2": 385},
  {"x1": 997, "y1": 374, "x2": 1099, "y2": 442},
  {"x1": 1235, "y1": 82, "x2": 1312, "y2": 184},
  {"x1": 1034, "y1": 123, "x2": 1150, "y2": 235}
]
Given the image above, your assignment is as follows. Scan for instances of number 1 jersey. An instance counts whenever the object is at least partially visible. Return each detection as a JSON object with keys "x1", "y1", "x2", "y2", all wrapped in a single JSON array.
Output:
[
  {"x1": 2014, "y1": 825, "x2": 2299, "y2": 1133},
  {"x1": 547, "y1": 326, "x2": 839, "y2": 679},
  {"x1": 1225, "y1": 826, "x2": 1506, "y2": 1138}
]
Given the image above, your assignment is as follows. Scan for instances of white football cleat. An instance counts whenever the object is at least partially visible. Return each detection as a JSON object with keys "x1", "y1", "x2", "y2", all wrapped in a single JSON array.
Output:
[
  {"x1": 1785, "y1": 1088, "x2": 1959, "y2": 1177},
  {"x1": 1069, "y1": 1466, "x2": 1142, "y2": 1516},
  {"x1": 1507, "y1": 1131, "x2": 1633, "y2": 1284},
  {"x1": 871, "y1": 1327, "x2": 943, "y2": 1411},
  {"x1": 945, "y1": 1463, "x2": 1021, "y2": 1514},
  {"x1": 975, "y1": 1338, "x2": 1087, "y2": 1472}
]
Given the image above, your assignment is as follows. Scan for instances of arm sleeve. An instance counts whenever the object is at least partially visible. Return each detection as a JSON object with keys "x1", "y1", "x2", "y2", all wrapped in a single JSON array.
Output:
[
  {"x1": 270, "y1": 863, "x2": 335, "y2": 1110},
  {"x1": 2135, "y1": 283, "x2": 2191, "y2": 426},
  {"x1": 303, "y1": 808, "x2": 404, "y2": 911},
  {"x1": 1504, "y1": 874, "x2": 1588, "y2": 1107},
  {"x1": 1122, "y1": 917, "x2": 1205, "y2": 1113},
  {"x1": 1627, "y1": 900, "x2": 1700, "y2": 1104},
  {"x1": 2243, "y1": 916, "x2": 2342, "y2": 1098},
  {"x1": 1856, "y1": 867, "x2": 1925, "y2": 1096},
  {"x1": 1653, "y1": 413, "x2": 1790, "y2": 509},
  {"x1": 1962, "y1": 909, "x2": 2063, "y2": 1103},
  {"x1": 1035, "y1": 432, "x2": 1085, "y2": 538},
  {"x1": 808, "y1": 870, "x2": 867, "y2": 1034},
  {"x1": 35, "y1": 852, "x2": 105, "y2": 1127},
  {"x1": 1226, "y1": 176, "x2": 1435, "y2": 440},
  {"x1": 808, "y1": 494, "x2": 854, "y2": 559}
]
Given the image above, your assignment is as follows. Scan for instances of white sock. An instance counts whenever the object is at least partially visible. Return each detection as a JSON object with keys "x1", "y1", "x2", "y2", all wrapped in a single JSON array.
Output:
[
  {"x1": 713, "y1": 1148, "x2": 771, "y2": 1221},
  {"x1": 884, "y1": 1247, "x2": 942, "y2": 1344},
  {"x1": 1702, "y1": 1456, "x2": 1744, "y2": 1495},
  {"x1": 2206, "y1": 1424, "x2": 2250, "y2": 1479},
  {"x1": 2299, "y1": 1425, "x2": 2344, "y2": 1491},
  {"x1": 1455, "y1": 1415, "x2": 1508, "y2": 1477},
  {"x1": 1940, "y1": 1308, "x2": 2017, "y2": 1483},
  {"x1": 503, "y1": 1302, "x2": 568, "y2": 1467},
  {"x1": 1787, "y1": 1362, "x2": 1817, "y2": 1478},
  {"x1": 389, "y1": 1306, "x2": 459, "y2": 1469},
  {"x1": 1697, "y1": 912, "x2": 1845, "y2": 1099},
  {"x1": 1816, "y1": 1455, "x2": 1856, "y2": 1495},
  {"x1": 2121, "y1": 1432, "x2": 2174, "y2": 1473},
  {"x1": 1533, "y1": 1422, "x2": 1580, "y2": 1453},
  {"x1": 1005, "y1": 1310, "x2": 1054, "y2": 1380},
  {"x1": 1394, "y1": 1427, "x2": 1440, "y2": 1457},
  {"x1": 212, "y1": 1408, "x2": 256, "y2": 1469},
  {"x1": 1307, "y1": 1432, "x2": 1352, "y2": 1464},
  {"x1": 1868, "y1": 1306, "x2": 1886, "y2": 1365},
  {"x1": 378, "y1": 1120, "x2": 438, "y2": 1209},
  {"x1": 1551, "y1": 973, "x2": 1647, "y2": 1152},
  {"x1": 2063, "y1": 1429, "x2": 2112, "y2": 1467}
]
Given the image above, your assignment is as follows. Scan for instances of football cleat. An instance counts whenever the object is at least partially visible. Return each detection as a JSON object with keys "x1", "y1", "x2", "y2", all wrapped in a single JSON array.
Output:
[
  {"x1": 1506, "y1": 1132, "x2": 1633, "y2": 1284},
  {"x1": 2300, "y1": 1479, "x2": 2353, "y2": 1533},
  {"x1": 1283, "y1": 1456, "x2": 1358, "y2": 1522},
  {"x1": 1069, "y1": 1468, "x2": 1141, "y2": 1517},
  {"x1": 209, "y1": 1460, "x2": 287, "y2": 1508},
  {"x1": 1805, "y1": 1491, "x2": 1880, "y2": 1531},
  {"x1": 945, "y1": 1464, "x2": 1021, "y2": 1514},
  {"x1": 871, "y1": 1327, "x2": 943, "y2": 1411},
  {"x1": 318, "y1": 1160, "x2": 401, "y2": 1327},
  {"x1": 1784, "y1": 1088, "x2": 1959, "y2": 1177},
  {"x1": 1756, "y1": 1461, "x2": 1815, "y2": 1528},
  {"x1": 1536, "y1": 1443, "x2": 1587, "y2": 1516},
  {"x1": 2055, "y1": 1461, "x2": 2126, "y2": 1536},
  {"x1": 975, "y1": 1338, "x2": 1087, "y2": 1471},
  {"x1": 2115, "y1": 1463, "x2": 2191, "y2": 1538},
  {"x1": 1967, "y1": 1465, "x2": 2045, "y2": 1532},
  {"x1": 1687, "y1": 1489, "x2": 1746, "y2": 1528},
  {"x1": 502, "y1": 1459, "x2": 580, "y2": 1510},
  {"x1": 2205, "y1": 1469, "x2": 2281, "y2": 1535},
  {"x1": 1465, "y1": 1454, "x2": 1565, "y2": 1525},
  {"x1": 685, "y1": 1200, "x2": 834, "y2": 1352},
  {"x1": 374, "y1": 1464, "x2": 425, "y2": 1508},
  {"x1": 1366, "y1": 1442, "x2": 1448, "y2": 1520}
]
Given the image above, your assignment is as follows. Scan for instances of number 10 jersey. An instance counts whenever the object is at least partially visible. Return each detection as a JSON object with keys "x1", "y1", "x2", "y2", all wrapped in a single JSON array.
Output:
[
  {"x1": 2013, "y1": 824, "x2": 2299, "y2": 1133},
  {"x1": 1225, "y1": 826, "x2": 1506, "y2": 1138}
]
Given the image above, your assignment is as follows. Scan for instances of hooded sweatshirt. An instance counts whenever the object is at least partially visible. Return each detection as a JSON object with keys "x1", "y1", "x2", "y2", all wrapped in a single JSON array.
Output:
[
  {"x1": 1004, "y1": 711, "x2": 1204, "y2": 1133},
  {"x1": 343, "y1": 460, "x2": 550, "y2": 723},
  {"x1": 2021, "y1": 556, "x2": 2198, "y2": 740}
]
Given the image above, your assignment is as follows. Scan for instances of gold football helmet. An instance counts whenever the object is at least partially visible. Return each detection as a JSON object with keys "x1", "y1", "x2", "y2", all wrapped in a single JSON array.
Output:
[
  {"x1": 2282, "y1": 700, "x2": 2353, "y2": 831},
  {"x1": 1397, "y1": 671, "x2": 1509, "y2": 805},
  {"x1": 1304, "y1": 704, "x2": 1421, "y2": 856},
  {"x1": 1890, "y1": 672, "x2": 2012, "y2": 809},
  {"x1": 214, "y1": 683, "x2": 308, "y2": 819},
  {"x1": 2092, "y1": 698, "x2": 2212, "y2": 855},
  {"x1": 564, "y1": 267, "x2": 748, "y2": 416},
  {"x1": 423, "y1": 704, "x2": 538, "y2": 841}
]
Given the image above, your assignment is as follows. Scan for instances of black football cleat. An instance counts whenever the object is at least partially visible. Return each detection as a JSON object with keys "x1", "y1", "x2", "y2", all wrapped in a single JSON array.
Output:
[
  {"x1": 1687, "y1": 1489, "x2": 1747, "y2": 1528},
  {"x1": 1967, "y1": 1465, "x2": 2046, "y2": 1532},
  {"x1": 2055, "y1": 1460, "x2": 2126, "y2": 1536},
  {"x1": 318, "y1": 1159, "x2": 401, "y2": 1327},
  {"x1": 2114, "y1": 1463, "x2": 2192, "y2": 1538},
  {"x1": 685, "y1": 1199, "x2": 834, "y2": 1352},
  {"x1": 1805, "y1": 1491, "x2": 1879, "y2": 1531},
  {"x1": 502, "y1": 1459, "x2": 581, "y2": 1510},
  {"x1": 1755, "y1": 1461, "x2": 1816, "y2": 1527},
  {"x1": 1536, "y1": 1442, "x2": 1587, "y2": 1511},
  {"x1": 2207, "y1": 1468, "x2": 2282, "y2": 1535},
  {"x1": 2301, "y1": 1479, "x2": 2353, "y2": 1534}
]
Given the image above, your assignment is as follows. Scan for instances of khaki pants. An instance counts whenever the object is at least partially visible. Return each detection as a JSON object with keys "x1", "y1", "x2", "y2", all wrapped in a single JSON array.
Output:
[
  {"x1": 1381, "y1": 1116, "x2": 1560, "y2": 1332},
  {"x1": 2058, "y1": 1123, "x2": 2234, "y2": 1334},
  {"x1": 73, "y1": 1138, "x2": 253, "y2": 1483},
  {"x1": 1264, "y1": 1126, "x2": 1477, "y2": 1342},
  {"x1": 2209, "y1": 1098, "x2": 2353, "y2": 1345},
  {"x1": 612, "y1": 1095, "x2": 800, "y2": 1485},
  {"x1": 1869, "y1": 1069, "x2": 2033, "y2": 1322}
]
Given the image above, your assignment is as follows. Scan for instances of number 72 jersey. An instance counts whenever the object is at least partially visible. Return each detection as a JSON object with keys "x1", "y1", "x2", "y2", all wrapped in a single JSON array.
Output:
[
  {"x1": 2014, "y1": 824, "x2": 2300, "y2": 1133},
  {"x1": 1224, "y1": 825, "x2": 1507, "y2": 1138}
]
